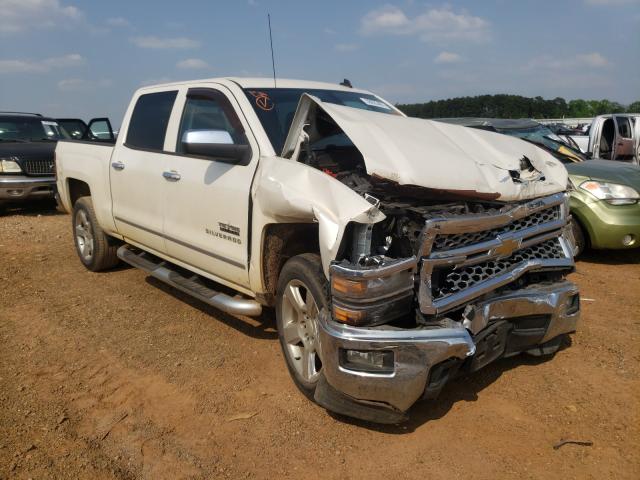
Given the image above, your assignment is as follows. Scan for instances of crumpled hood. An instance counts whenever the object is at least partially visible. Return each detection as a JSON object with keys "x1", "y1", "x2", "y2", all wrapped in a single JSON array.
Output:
[{"x1": 282, "y1": 95, "x2": 568, "y2": 202}]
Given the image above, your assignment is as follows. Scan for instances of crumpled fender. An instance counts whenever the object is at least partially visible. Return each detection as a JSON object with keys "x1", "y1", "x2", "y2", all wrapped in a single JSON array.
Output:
[{"x1": 252, "y1": 156, "x2": 385, "y2": 277}]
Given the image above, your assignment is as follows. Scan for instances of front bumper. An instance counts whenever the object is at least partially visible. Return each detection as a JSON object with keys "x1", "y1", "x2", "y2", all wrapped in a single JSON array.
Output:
[
  {"x1": 0, "y1": 175, "x2": 56, "y2": 203},
  {"x1": 316, "y1": 280, "x2": 580, "y2": 423}
]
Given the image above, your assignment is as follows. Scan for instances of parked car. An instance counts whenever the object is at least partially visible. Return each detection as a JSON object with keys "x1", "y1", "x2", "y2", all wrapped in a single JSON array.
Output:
[
  {"x1": 436, "y1": 118, "x2": 640, "y2": 254},
  {"x1": 0, "y1": 112, "x2": 66, "y2": 207},
  {"x1": 568, "y1": 114, "x2": 640, "y2": 164},
  {"x1": 55, "y1": 78, "x2": 580, "y2": 424}
]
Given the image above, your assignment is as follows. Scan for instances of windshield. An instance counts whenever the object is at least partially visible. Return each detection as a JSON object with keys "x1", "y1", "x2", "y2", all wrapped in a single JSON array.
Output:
[
  {"x1": 243, "y1": 88, "x2": 399, "y2": 153},
  {"x1": 0, "y1": 117, "x2": 68, "y2": 142},
  {"x1": 497, "y1": 124, "x2": 585, "y2": 164}
]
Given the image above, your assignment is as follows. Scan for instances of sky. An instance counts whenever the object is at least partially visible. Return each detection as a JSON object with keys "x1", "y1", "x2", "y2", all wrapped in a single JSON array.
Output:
[{"x1": 1, "y1": 0, "x2": 639, "y2": 127}]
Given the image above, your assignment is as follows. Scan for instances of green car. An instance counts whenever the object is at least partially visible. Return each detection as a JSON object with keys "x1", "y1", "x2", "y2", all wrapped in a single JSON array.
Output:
[
  {"x1": 565, "y1": 159, "x2": 640, "y2": 254},
  {"x1": 436, "y1": 118, "x2": 640, "y2": 255}
]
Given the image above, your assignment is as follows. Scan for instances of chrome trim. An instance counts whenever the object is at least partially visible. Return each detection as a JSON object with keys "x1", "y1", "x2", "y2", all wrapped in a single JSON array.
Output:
[
  {"x1": 0, "y1": 176, "x2": 55, "y2": 186},
  {"x1": 417, "y1": 193, "x2": 574, "y2": 316},
  {"x1": 330, "y1": 256, "x2": 417, "y2": 279},
  {"x1": 114, "y1": 216, "x2": 245, "y2": 270},
  {"x1": 117, "y1": 245, "x2": 261, "y2": 316},
  {"x1": 317, "y1": 279, "x2": 579, "y2": 413},
  {"x1": 418, "y1": 192, "x2": 566, "y2": 257}
]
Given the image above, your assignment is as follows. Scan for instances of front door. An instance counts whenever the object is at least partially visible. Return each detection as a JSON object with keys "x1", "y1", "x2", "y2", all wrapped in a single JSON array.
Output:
[
  {"x1": 613, "y1": 116, "x2": 634, "y2": 160},
  {"x1": 110, "y1": 90, "x2": 178, "y2": 254},
  {"x1": 162, "y1": 85, "x2": 259, "y2": 288}
]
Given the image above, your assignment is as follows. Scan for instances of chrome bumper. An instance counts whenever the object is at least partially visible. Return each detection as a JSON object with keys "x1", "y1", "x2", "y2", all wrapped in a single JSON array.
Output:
[
  {"x1": 0, "y1": 175, "x2": 56, "y2": 202},
  {"x1": 317, "y1": 280, "x2": 579, "y2": 415}
]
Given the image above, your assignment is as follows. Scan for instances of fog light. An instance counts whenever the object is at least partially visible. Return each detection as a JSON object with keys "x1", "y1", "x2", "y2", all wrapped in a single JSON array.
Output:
[
  {"x1": 339, "y1": 349, "x2": 394, "y2": 373},
  {"x1": 622, "y1": 234, "x2": 636, "y2": 246},
  {"x1": 8, "y1": 189, "x2": 23, "y2": 196}
]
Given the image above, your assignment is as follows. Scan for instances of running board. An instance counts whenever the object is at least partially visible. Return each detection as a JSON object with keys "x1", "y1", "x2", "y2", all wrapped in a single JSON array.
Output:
[{"x1": 117, "y1": 245, "x2": 262, "y2": 317}]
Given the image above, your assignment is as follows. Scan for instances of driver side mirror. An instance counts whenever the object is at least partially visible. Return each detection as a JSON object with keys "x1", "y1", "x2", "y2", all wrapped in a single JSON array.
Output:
[{"x1": 181, "y1": 129, "x2": 251, "y2": 165}]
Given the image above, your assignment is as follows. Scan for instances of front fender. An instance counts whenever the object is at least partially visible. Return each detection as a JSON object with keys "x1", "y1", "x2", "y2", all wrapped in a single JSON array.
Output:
[{"x1": 252, "y1": 156, "x2": 385, "y2": 277}]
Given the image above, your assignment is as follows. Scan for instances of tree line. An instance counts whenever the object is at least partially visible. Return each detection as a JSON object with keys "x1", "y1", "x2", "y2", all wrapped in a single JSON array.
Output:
[{"x1": 396, "y1": 95, "x2": 640, "y2": 119}]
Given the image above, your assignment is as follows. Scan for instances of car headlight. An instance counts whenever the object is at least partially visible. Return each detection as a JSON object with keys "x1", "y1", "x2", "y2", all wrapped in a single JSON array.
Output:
[
  {"x1": 0, "y1": 156, "x2": 22, "y2": 173},
  {"x1": 579, "y1": 180, "x2": 639, "y2": 205}
]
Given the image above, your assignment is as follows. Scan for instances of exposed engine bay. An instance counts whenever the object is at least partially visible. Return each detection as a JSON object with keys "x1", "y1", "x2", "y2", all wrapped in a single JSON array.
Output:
[{"x1": 294, "y1": 108, "x2": 575, "y2": 328}]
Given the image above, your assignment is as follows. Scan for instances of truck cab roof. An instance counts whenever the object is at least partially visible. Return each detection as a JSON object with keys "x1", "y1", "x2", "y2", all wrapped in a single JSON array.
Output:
[{"x1": 137, "y1": 77, "x2": 372, "y2": 95}]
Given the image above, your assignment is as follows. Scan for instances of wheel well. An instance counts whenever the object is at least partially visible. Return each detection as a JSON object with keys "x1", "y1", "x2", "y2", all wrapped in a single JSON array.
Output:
[
  {"x1": 261, "y1": 223, "x2": 320, "y2": 306},
  {"x1": 571, "y1": 213, "x2": 590, "y2": 248},
  {"x1": 67, "y1": 178, "x2": 91, "y2": 206}
]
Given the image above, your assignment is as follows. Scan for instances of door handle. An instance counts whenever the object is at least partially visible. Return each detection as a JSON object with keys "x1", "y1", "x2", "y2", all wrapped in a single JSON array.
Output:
[
  {"x1": 162, "y1": 170, "x2": 181, "y2": 181},
  {"x1": 111, "y1": 161, "x2": 125, "y2": 171}
]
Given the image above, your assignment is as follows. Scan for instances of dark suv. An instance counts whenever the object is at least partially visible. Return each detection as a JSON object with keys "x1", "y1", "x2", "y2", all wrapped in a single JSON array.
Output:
[{"x1": 0, "y1": 112, "x2": 68, "y2": 206}]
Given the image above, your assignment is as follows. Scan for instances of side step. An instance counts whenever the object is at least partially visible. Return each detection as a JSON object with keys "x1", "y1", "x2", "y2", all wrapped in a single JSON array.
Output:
[{"x1": 117, "y1": 245, "x2": 262, "y2": 317}]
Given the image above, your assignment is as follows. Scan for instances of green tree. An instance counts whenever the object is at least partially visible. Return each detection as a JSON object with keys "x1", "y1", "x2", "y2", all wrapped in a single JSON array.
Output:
[{"x1": 627, "y1": 101, "x2": 640, "y2": 113}]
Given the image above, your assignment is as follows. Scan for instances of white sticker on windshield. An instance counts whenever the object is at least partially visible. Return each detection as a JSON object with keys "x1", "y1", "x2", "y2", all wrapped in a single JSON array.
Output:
[
  {"x1": 360, "y1": 97, "x2": 391, "y2": 110},
  {"x1": 42, "y1": 121, "x2": 59, "y2": 126}
]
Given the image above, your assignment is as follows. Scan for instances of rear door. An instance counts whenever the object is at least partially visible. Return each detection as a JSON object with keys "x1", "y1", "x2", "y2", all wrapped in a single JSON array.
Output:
[
  {"x1": 110, "y1": 90, "x2": 178, "y2": 254},
  {"x1": 613, "y1": 116, "x2": 634, "y2": 159},
  {"x1": 162, "y1": 84, "x2": 259, "y2": 288}
]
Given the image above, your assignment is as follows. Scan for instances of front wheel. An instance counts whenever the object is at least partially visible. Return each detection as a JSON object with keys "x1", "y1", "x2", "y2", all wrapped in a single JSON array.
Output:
[
  {"x1": 275, "y1": 253, "x2": 330, "y2": 399},
  {"x1": 571, "y1": 218, "x2": 587, "y2": 257}
]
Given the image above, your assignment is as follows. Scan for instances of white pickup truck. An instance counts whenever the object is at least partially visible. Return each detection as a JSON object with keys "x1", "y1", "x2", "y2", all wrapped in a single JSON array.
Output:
[{"x1": 55, "y1": 77, "x2": 580, "y2": 423}]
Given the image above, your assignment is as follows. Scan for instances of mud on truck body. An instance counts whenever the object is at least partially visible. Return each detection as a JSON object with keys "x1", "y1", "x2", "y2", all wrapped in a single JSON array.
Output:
[{"x1": 55, "y1": 78, "x2": 580, "y2": 424}]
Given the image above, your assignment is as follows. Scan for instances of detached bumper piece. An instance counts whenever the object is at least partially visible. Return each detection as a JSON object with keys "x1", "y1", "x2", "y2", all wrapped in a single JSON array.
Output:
[{"x1": 317, "y1": 280, "x2": 580, "y2": 424}]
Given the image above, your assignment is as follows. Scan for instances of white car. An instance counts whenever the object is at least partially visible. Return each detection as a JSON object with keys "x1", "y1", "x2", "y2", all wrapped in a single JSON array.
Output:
[{"x1": 54, "y1": 77, "x2": 580, "y2": 423}]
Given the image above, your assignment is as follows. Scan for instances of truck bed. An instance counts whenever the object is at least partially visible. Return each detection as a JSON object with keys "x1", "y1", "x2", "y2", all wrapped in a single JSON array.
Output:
[{"x1": 55, "y1": 140, "x2": 117, "y2": 234}]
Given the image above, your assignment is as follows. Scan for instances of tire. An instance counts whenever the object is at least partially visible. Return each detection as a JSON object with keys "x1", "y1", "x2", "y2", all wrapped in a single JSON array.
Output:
[
  {"x1": 571, "y1": 218, "x2": 587, "y2": 257},
  {"x1": 275, "y1": 253, "x2": 330, "y2": 400},
  {"x1": 72, "y1": 196, "x2": 120, "y2": 271}
]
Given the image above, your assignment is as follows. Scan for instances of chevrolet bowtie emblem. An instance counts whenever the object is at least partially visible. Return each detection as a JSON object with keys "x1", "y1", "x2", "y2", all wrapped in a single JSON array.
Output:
[{"x1": 493, "y1": 237, "x2": 522, "y2": 258}]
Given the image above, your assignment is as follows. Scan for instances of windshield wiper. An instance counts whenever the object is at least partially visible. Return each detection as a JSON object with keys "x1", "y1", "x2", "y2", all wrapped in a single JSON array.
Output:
[{"x1": 0, "y1": 138, "x2": 28, "y2": 143}]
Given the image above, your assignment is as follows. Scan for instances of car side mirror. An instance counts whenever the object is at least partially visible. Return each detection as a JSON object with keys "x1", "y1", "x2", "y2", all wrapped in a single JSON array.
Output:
[{"x1": 181, "y1": 129, "x2": 251, "y2": 165}]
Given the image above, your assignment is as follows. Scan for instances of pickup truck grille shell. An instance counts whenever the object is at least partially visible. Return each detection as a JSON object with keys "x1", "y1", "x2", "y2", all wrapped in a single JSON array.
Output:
[
  {"x1": 432, "y1": 206, "x2": 560, "y2": 252},
  {"x1": 418, "y1": 192, "x2": 574, "y2": 315}
]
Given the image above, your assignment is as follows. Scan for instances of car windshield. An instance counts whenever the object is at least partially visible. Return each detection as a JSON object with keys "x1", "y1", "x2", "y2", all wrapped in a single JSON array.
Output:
[
  {"x1": 497, "y1": 124, "x2": 585, "y2": 164},
  {"x1": 0, "y1": 117, "x2": 68, "y2": 142},
  {"x1": 243, "y1": 88, "x2": 400, "y2": 153}
]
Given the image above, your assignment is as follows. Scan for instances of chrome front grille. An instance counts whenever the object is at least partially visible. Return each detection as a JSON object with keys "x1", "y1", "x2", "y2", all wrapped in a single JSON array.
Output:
[
  {"x1": 21, "y1": 159, "x2": 55, "y2": 176},
  {"x1": 432, "y1": 206, "x2": 560, "y2": 252},
  {"x1": 434, "y1": 238, "x2": 566, "y2": 299},
  {"x1": 418, "y1": 193, "x2": 574, "y2": 315}
]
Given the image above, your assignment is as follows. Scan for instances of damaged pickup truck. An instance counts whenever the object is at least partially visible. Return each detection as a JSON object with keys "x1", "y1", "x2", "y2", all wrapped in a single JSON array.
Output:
[{"x1": 55, "y1": 78, "x2": 580, "y2": 424}]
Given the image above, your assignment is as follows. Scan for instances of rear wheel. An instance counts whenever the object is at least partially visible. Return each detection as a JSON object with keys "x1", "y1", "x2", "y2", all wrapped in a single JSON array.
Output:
[
  {"x1": 72, "y1": 196, "x2": 120, "y2": 271},
  {"x1": 276, "y1": 253, "x2": 330, "y2": 400}
]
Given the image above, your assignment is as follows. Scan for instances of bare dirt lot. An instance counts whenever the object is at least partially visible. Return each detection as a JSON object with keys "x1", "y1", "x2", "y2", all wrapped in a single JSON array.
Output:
[{"x1": 1, "y1": 202, "x2": 639, "y2": 480}]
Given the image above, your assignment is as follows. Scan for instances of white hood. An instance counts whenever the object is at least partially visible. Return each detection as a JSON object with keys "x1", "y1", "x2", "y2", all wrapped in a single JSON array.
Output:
[{"x1": 282, "y1": 95, "x2": 568, "y2": 202}]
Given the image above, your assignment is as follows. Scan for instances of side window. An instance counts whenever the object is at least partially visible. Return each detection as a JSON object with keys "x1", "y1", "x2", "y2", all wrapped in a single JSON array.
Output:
[
  {"x1": 616, "y1": 116, "x2": 632, "y2": 138},
  {"x1": 126, "y1": 90, "x2": 178, "y2": 151},
  {"x1": 177, "y1": 89, "x2": 248, "y2": 155}
]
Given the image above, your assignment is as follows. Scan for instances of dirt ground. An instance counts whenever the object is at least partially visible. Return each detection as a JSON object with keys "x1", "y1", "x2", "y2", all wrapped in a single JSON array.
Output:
[{"x1": 1, "y1": 202, "x2": 638, "y2": 480}]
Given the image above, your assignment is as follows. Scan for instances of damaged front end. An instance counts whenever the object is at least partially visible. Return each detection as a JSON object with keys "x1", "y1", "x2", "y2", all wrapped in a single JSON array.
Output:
[{"x1": 276, "y1": 94, "x2": 580, "y2": 423}]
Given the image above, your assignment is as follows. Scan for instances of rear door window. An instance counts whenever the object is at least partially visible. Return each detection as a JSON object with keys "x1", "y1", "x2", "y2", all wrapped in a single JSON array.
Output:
[{"x1": 126, "y1": 91, "x2": 178, "y2": 151}]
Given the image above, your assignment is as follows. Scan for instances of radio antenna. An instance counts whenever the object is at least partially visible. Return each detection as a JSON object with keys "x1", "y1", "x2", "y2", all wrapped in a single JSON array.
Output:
[{"x1": 268, "y1": 13, "x2": 277, "y2": 87}]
